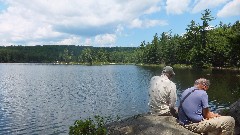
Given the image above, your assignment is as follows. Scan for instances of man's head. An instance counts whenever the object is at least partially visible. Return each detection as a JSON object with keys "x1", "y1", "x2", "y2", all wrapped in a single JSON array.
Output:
[
  {"x1": 194, "y1": 78, "x2": 210, "y2": 90},
  {"x1": 162, "y1": 66, "x2": 175, "y2": 78}
]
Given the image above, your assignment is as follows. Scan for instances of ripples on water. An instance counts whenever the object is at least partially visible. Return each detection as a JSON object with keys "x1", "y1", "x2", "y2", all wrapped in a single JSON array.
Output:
[
  {"x1": 0, "y1": 64, "x2": 239, "y2": 134},
  {"x1": 0, "y1": 64, "x2": 150, "y2": 134}
]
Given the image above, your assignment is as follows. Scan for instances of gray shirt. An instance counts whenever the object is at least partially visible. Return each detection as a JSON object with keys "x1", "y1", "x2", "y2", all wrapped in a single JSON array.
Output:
[{"x1": 148, "y1": 74, "x2": 177, "y2": 115}]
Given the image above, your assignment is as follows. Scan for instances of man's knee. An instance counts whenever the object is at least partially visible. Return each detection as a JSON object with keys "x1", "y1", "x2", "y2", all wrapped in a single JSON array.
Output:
[{"x1": 220, "y1": 116, "x2": 235, "y2": 125}]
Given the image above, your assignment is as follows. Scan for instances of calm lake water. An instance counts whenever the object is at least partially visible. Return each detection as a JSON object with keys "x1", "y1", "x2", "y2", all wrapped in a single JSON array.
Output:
[{"x1": 0, "y1": 64, "x2": 239, "y2": 134}]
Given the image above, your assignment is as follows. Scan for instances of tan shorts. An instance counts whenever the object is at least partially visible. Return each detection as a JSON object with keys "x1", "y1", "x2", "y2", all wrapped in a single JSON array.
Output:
[{"x1": 184, "y1": 116, "x2": 235, "y2": 135}]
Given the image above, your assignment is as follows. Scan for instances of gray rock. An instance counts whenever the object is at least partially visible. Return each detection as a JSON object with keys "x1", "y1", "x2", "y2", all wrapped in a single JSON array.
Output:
[
  {"x1": 107, "y1": 99, "x2": 240, "y2": 135},
  {"x1": 107, "y1": 114, "x2": 198, "y2": 135},
  {"x1": 227, "y1": 99, "x2": 240, "y2": 135}
]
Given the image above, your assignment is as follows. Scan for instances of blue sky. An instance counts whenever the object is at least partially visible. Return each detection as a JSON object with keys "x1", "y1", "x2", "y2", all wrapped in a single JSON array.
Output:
[{"x1": 0, "y1": 0, "x2": 239, "y2": 47}]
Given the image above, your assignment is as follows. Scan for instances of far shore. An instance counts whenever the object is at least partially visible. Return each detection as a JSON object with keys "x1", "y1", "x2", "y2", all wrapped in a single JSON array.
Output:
[{"x1": 1, "y1": 62, "x2": 240, "y2": 71}]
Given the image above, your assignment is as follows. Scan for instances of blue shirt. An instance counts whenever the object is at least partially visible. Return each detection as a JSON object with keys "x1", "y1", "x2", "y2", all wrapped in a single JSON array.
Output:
[{"x1": 178, "y1": 87, "x2": 209, "y2": 125}]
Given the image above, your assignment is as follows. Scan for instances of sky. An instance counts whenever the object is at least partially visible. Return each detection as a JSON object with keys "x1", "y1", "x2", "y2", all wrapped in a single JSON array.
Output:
[{"x1": 0, "y1": 0, "x2": 239, "y2": 47}]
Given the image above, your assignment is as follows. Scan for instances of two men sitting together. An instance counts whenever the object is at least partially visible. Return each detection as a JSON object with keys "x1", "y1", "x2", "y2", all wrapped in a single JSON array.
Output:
[{"x1": 149, "y1": 66, "x2": 235, "y2": 135}]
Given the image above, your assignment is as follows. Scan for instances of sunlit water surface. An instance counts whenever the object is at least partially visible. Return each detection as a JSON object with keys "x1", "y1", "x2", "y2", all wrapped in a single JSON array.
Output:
[{"x1": 0, "y1": 64, "x2": 239, "y2": 134}]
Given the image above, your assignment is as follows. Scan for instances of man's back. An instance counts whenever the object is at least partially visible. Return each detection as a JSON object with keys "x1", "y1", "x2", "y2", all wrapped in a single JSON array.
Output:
[
  {"x1": 178, "y1": 87, "x2": 209, "y2": 124},
  {"x1": 149, "y1": 75, "x2": 176, "y2": 115}
]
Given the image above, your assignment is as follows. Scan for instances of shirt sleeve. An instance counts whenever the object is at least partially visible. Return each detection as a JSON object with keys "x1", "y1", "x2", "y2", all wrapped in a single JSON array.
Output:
[
  {"x1": 169, "y1": 82, "x2": 177, "y2": 108},
  {"x1": 201, "y1": 92, "x2": 209, "y2": 109}
]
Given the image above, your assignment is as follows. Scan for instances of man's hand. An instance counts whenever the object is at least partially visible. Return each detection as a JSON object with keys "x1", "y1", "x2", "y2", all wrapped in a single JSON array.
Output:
[
  {"x1": 203, "y1": 108, "x2": 221, "y2": 119},
  {"x1": 208, "y1": 112, "x2": 221, "y2": 118}
]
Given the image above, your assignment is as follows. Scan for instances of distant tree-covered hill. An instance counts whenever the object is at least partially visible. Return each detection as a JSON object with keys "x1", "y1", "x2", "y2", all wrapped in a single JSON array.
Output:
[{"x1": 0, "y1": 45, "x2": 137, "y2": 64}]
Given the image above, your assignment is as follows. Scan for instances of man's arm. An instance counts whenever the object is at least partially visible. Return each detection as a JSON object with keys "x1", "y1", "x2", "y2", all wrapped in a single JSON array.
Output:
[
  {"x1": 203, "y1": 108, "x2": 221, "y2": 119},
  {"x1": 169, "y1": 83, "x2": 177, "y2": 108}
]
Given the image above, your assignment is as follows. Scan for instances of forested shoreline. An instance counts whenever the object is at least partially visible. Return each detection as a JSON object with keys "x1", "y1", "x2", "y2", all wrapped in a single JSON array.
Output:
[
  {"x1": 135, "y1": 9, "x2": 240, "y2": 69},
  {"x1": 0, "y1": 9, "x2": 239, "y2": 68},
  {"x1": 0, "y1": 45, "x2": 137, "y2": 64}
]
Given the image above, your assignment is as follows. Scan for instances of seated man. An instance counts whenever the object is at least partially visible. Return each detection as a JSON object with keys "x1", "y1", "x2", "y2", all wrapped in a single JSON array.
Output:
[
  {"x1": 178, "y1": 78, "x2": 235, "y2": 135},
  {"x1": 148, "y1": 66, "x2": 177, "y2": 117}
]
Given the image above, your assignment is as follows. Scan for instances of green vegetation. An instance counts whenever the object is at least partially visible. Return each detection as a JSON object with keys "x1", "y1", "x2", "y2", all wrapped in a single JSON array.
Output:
[
  {"x1": 135, "y1": 9, "x2": 240, "y2": 69},
  {"x1": 0, "y1": 45, "x2": 136, "y2": 65},
  {"x1": 0, "y1": 9, "x2": 239, "y2": 69},
  {"x1": 69, "y1": 116, "x2": 107, "y2": 135},
  {"x1": 69, "y1": 115, "x2": 122, "y2": 135}
]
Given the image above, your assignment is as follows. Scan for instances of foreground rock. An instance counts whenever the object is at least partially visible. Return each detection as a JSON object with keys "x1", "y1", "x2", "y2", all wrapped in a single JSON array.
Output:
[
  {"x1": 227, "y1": 99, "x2": 240, "y2": 135},
  {"x1": 107, "y1": 99, "x2": 240, "y2": 135},
  {"x1": 216, "y1": 99, "x2": 240, "y2": 135},
  {"x1": 107, "y1": 114, "x2": 198, "y2": 135}
]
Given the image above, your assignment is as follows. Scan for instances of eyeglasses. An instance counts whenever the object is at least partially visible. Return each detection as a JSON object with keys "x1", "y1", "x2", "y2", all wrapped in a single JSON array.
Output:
[{"x1": 202, "y1": 82, "x2": 210, "y2": 87}]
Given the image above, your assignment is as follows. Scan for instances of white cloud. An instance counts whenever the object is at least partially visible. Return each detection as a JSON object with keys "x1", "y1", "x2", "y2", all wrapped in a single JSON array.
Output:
[
  {"x1": 0, "y1": 0, "x2": 163, "y2": 46},
  {"x1": 192, "y1": 0, "x2": 230, "y2": 13},
  {"x1": 56, "y1": 36, "x2": 82, "y2": 45},
  {"x1": 217, "y1": 0, "x2": 240, "y2": 17},
  {"x1": 166, "y1": 0, "x2": 191, "y2": 14},
  {"x1": 144, "y1": 5, "x2": 161, "y2": 14},
  {"x1": 130, "y1": 19, "x2": 143, "y2": 28},
  {"x1": 0, "y1": 3, "x2": 62, "y2": 45},
  {"x1": 145, "y1": 19, "x2": 168, "y2": 27},
  {"x1": 130, "y1": 18, "x2": 168, "y2": 28},
  {"x1": 84, "y1": 38, "x2": 92, "y2": 46},
  {"x1": 94, "y1": 34, "x2": 116, "y2": 47}
]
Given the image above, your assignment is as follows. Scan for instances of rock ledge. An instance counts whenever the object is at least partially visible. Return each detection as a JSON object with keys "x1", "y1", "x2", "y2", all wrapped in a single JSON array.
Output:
[
  {"x1": 107, "y1": 114, "x2": 198, "y2": 135},
  {"x1": 107, "y1": 99, "x2": 240, "y2": 135}
]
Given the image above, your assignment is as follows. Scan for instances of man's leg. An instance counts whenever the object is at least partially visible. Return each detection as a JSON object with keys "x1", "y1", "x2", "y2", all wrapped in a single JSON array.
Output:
[{"x1": 184, "y1": 116, "x2": 235, "y2": 135}]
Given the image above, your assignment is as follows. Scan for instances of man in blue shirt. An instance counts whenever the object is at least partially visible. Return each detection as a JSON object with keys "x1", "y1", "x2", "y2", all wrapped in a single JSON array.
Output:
[{"x1": 178, "y1": 78, "x2": 235, "y2": 135}]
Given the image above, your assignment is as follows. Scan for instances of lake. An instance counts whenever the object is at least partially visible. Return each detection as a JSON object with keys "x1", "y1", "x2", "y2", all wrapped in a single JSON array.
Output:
[{"x1": 0, "y1": 64, "x2": 239, "y2": 134}]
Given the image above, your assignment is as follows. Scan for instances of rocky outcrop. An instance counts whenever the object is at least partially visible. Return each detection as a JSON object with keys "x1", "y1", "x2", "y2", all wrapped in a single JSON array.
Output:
[
  {"x1": 227, "y1": 99, "x2": 240, "y2": 135},
  {"x1": 107, "y1": 114, "x2": 198, "y2": 135},
  {"x1": 107, "y1": 99, "x2": 240, "y2": 135}
]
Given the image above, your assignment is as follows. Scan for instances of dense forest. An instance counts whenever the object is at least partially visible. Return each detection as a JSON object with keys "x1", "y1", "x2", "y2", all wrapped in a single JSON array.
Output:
[
  {"x1": 0, "y1": 9, "x2": 239, "y2": 68},
  {"x1": 0, "y1": 45, "x2": 136, "y2": 64}
]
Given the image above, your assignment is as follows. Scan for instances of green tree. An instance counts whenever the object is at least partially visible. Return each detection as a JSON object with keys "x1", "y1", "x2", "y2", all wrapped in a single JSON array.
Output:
[
  {"x1": 147, "y1": 33, "x2": 161, "y2": 64},
  {"x1": 229, "y1": 21, "x2": 240, "y2": 68},
  {"x1": 207, "y1": 23, "x2": 231, "y2": 67},
  {"x1": 136, "y1": 41, "x2": 146, "y2": 64},
  {"x1": 62, "y1": 48, "x2": 72, "y2": 63},
  {"x1": 158, "y1": 31, "x2": 180, "y2": 65},
  {"x1": 159, "y1": 32, "x2": 169, "y2": 64},
  {"x1": 80, "y1": 48, "x2": 93, "y2": 65},
  {"x1": 183, "y1": 20, "x2": 201, "y2": 66},
  {"x1": 200, "y1": 9, "x2": 215, "y2": 48},
  {"x1": 95, "y1": 49, "x2": 108, "y2": 63},
  {"x1": 166, "y1": 34, "x2": 181, "y2": 65},
  {"x1": 188, "y1": 9, "x2": 214, "y2": 68}
]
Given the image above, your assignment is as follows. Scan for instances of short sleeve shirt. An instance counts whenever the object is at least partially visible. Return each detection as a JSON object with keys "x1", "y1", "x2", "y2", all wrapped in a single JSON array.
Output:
[
  {"x1": 178, "y1": 87, "x2": 209, "y2": 124},
  {"x1": 148, "y1": 75, "x2": 177, "y2": 115}
]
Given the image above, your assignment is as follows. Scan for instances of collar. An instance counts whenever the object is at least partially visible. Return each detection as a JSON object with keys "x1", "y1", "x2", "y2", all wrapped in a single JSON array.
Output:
[
  {"x1": 160, "y1": 74, "x2": 169, "y2": 79},
  {"x1": 193, "y1": 86, "x2": 204, "y2": 91}
]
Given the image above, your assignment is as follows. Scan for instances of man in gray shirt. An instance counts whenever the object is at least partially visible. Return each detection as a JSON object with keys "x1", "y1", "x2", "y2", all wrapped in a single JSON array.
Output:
[{"x1": 148, "y1": 66, "x2": 177, "y2": 117}]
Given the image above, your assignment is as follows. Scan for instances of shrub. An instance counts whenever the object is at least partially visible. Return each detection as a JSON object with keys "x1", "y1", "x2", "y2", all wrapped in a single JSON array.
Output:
[{"x1": 69, "y1": 115, "x2": 107, "y2": 135}]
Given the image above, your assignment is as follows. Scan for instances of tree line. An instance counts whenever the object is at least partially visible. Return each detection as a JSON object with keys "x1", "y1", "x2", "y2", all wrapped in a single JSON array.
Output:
[
  {"x1": 0, "y1": 45, "x2": 137, "y2": 65},
  {"x1": 134, "y1": 9, "x2": 240, "y2": 68},
  {"x1": 0, "y1": 9, "x2": 239, "y2": 68}
]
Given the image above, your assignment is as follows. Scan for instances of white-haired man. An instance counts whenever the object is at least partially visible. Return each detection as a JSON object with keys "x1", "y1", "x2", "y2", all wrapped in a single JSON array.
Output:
[{"x1": 178, "y1": 78, "x2": 235, "y2": 135}]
